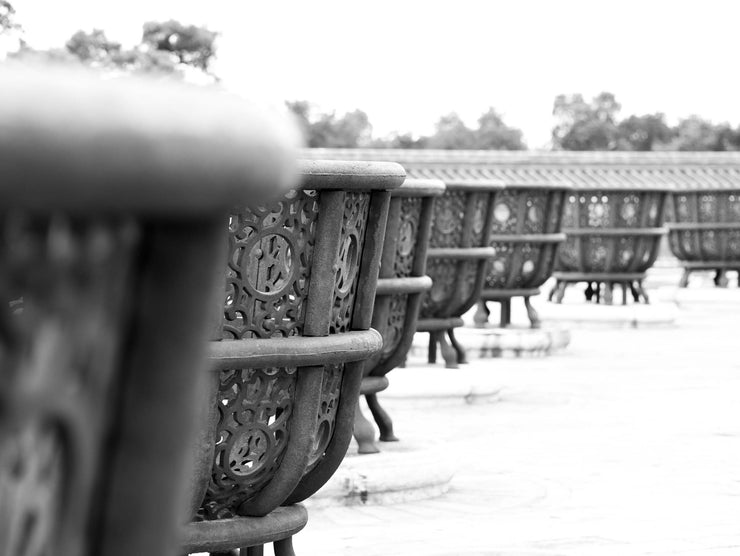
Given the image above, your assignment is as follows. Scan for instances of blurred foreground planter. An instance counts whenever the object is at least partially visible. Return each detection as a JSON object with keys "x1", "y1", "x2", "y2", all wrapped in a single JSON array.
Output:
[
  {"x1": 667, "y1": 189, "x2": 740, "y2": 287},
  {"x1": 549, "y1": 186, "x2": 669, "y2": 304},
  {"x1": 182, "y1": 160, "x2": 404, "y2": 556},
  {"x1": 416, "y1": 180, "x2": 504, "y2": 368},
  {"x1": 351, "y1": 178, "x2": 445, "y2": 455},
  {"x1": 474, "y1": 181, "x2": 570, "y2": 327},
  {"x1": 0, "y1": 66, "x2": 298, "y2": 556}
]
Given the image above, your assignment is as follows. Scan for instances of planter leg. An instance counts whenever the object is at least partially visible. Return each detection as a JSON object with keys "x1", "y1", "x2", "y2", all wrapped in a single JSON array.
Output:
[
  {"x1": 354, "y1": 398, "x2": 380, "y2": 454},
  {"x1": 637, "y1": 280, "x2": 650, "y2": 304},
  {"x1": 621, "y1": 282, "x2": 628, "y2": 305},
  {"x1": 211, "y1": 551, "x2": 238, "y2": 556},
  {"x1": 367, "y1": 393, "x2": 399, "y2": 442},
  {"x1": 427, "y1": 331, "x2": 438, "y2": 364},
  {"x1": 630, "y1": 282, "x2": 640, "y2": 303},
  {"x1": 524, "y1": 296, "x2": 540, "y2": 328},
  {"x1": 274, "y1": 537, "x2": 296, "y2": 556},
  {"x1": 448, "y1": 328, "x2": 467, "y2": 365},
  {"x1": 553, "y1": 281, "x2": 566, "y2": 303},
  {"x1": 584, "y1": 282, "x2": 594, "y2": 301},
  {"x1": 439, "y1": 329, "x2": 458, "y2": 369},
  {"x1": 603, "y1": 282, "x2": 613, "y2": 305},
  {"x1": 679, "y1": 268, "x2": 690, "y2": 288},
  {"x1": 473, "y1": 300, "x2": 491, "y2": 326},
  {"x1": 716, "y1": 269, "x2": 729, "y2": 288},
  {"x1": 244, "y1": 546, "x2": 264, "y2": 556},
  {"x1": 499, "y1": 298, "x2": 512, "y2": 327}
]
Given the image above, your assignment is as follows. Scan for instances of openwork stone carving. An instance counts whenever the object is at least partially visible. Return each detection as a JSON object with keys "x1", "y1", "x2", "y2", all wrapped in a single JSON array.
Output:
[
  {"x1": 0, "y1": 215, "x2": 137, "y2": 556},
  {"x1": 475, "y1": 183, "x2": 570, "y2": 328},
  {"x1": 351, "y1": 179, "x2": 444, "y2": 454},
  {"x1": 416, "y1": 181, "x2": 503, "y2": 368},
  {"x1": 667, "y1": 190, "x2": 740, "y2": 287},
  {"x1": 549, "y1": 188, "x2": 669, "y2": 304},
  {"x1": 185, "y1": 160, "x2": 403, "y2": 555}
]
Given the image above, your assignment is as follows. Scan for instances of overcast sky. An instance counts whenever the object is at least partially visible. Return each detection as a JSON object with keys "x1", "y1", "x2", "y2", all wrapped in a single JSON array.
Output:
[{"x1": 13, "y1": 0, "x2": 740, "y2": 147}]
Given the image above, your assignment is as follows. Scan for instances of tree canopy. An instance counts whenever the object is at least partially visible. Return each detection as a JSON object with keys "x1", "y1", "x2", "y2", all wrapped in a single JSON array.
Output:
[
  {"x1": 552, "y1": 92, "x2": 740, "y2": 151},
  {"x1": 4, "y1": 8, "x2": 218, "y2": 82}
]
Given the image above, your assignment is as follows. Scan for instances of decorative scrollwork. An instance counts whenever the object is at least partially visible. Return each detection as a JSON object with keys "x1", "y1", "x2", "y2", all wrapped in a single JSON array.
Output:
[
  {"x1": 381, "y1": 295, "x2": 407, "y2": 356},
  {"x1": 421, "y1": 258, "x2": 457, "y2": 317},
  {"x1": 306, "y1": 365, "x2": 344, "y2": 472},
  {"x1": 201, "y1": 367, "x2": 297, "y2": 520},
  {"x1": 430, "y1": 191, "x2": 466, "y2": 248},
  {"x1": 330, "y1": 192, "x2": 370, "y2": 335},
  {"x1": 394, "y1": 197, "x2": 421, "y2": 278},
  {"x1": 224, "y1": 190, "x2": 319, "y2": 340}
]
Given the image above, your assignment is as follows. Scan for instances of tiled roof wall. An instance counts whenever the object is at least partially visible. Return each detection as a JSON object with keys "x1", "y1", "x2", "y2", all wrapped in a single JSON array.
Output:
[{"x1": 301, "y1": 149, "x2": 740, "y2": 190}]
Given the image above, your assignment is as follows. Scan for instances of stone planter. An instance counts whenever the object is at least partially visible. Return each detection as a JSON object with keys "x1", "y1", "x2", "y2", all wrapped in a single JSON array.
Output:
[
  {"x1": 351, "y1": 178, "x2": 445, "y2": 454},
  {"x1": 0, "y1": 67, "x2": 298, "y2": 556},
  {"x1": 667, "y1": 189, "x2": 740, "y2": 287},
  {"x1": 183, "y1": 161, "x2": 404, "y2": 556},
  {"x1": 549, "y1": 187, "x2": 669, "y2": 304},
  {"x1": 416, "y1": 180, "x2": 504, "y2": 368},
  {"x1": 474, "y1": 181, "x2": 570, "y2": 327}
]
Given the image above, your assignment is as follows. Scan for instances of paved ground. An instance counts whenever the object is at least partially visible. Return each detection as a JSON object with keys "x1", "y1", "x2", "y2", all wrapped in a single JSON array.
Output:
[{"x1": 294, "y1": 286, "x2": 740, "y2": 555}]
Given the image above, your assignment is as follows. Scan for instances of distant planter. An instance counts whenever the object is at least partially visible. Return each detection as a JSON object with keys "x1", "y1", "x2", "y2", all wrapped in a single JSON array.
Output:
[
  {"x1": 416, "y1": 179, "x2": 504, "y2": 368},
  {"x1": 549, "y1": 187, "x2": 669, "y2": 304},
  {"x1": 353, "y1": 178, "x2": 445, "y2": 454},
  {"x1": 667, "y1": 189, "x2": 740, "y2": 287},
  {"x1": 475, "y1": 181, "x2": 570, "y2": 327}
]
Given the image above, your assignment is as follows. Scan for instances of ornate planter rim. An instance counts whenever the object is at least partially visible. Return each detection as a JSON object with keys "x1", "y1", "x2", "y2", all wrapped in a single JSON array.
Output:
[
  {"x1": 567, "y1": 185, "x2": 675, "y2": 193},
  {"x1": 562, "y1": 227, "x2": 667, "y2": 236},
  {"x1": 667, "y1": 222, "x2": 740, "y2": 231},
  {"x1": 0, "y1": 65, "x2": 301, "y2": 213},
  {"x1": 298, "y1": 160, "x2": 405, "y2": 190},
  {"x1": 391, "y1": 178, "x2": 446, "y2": 197},
  {"x1": 500, "y1": 181, "x2": 574, "y2": 190},
  {"x1": 443, "y1": 179, "x2": 506, "y2": 191}
]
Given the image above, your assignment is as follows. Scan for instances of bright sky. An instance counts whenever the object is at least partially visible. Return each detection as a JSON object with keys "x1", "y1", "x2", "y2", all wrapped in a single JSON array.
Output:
[{"x1": 12, "y1": 0, "x2": 740, "y2": 147}]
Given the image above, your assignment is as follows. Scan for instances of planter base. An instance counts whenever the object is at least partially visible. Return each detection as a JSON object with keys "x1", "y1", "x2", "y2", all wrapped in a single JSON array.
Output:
[
  {"x1": 455, "y1": 324, "x2": 571, "y2": 358},
  {"x1": 678, "y1": 263, "x2": 740, "y2": 288},
  {"x1": 305, "y1": 440, "x2": 456, "y2": 509},
  {"x1": 550, "y1": 272, "x2": 651, "y2": 304}
]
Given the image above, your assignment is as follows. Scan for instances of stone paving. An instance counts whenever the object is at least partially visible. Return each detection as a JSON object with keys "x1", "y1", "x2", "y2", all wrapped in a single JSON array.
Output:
[{"x1": 294, "y1": 287, "x2": 740, "y2": 555}]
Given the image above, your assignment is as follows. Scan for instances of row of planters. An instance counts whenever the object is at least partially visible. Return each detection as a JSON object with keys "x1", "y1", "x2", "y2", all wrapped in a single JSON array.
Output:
[{"x1": 5, "y1": 70, "x2": 740, "y2": 556}]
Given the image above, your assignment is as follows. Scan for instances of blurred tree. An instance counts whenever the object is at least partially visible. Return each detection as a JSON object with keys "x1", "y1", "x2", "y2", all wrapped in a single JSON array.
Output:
[
  {"x1": 474, "y1": 108, "x2": 525, "y2": 150},
  {"x1": 0, "y1": 0, "x2": 19, "y2": 34},
  {"x1": 286, "y1": 101, "x2": 373, "y2": 147},
  {"x1": 616, "y1": 113, "x2": 674, "y2": 151},
  {"x1": 669, "y1": 116, "x2": 740, "y2": 151},
  {"x1": 141, "y1": 20, "x2": 217, "y2": 72},
  {"x1": 371, "y1": 132, "x2": 429, "y2": 149},
  {"x1": 552, "y1": 92, "x2": 621, "y2": 150},
  {"x1": 66, "y1": 29, "x2": 121, "y2": 63},
  {"x1": 8, "y1": 20, "x2": 217, "y2": 81},
  {"x1": 425, "y1": 113, "x2": 477, "y2": 149}
]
